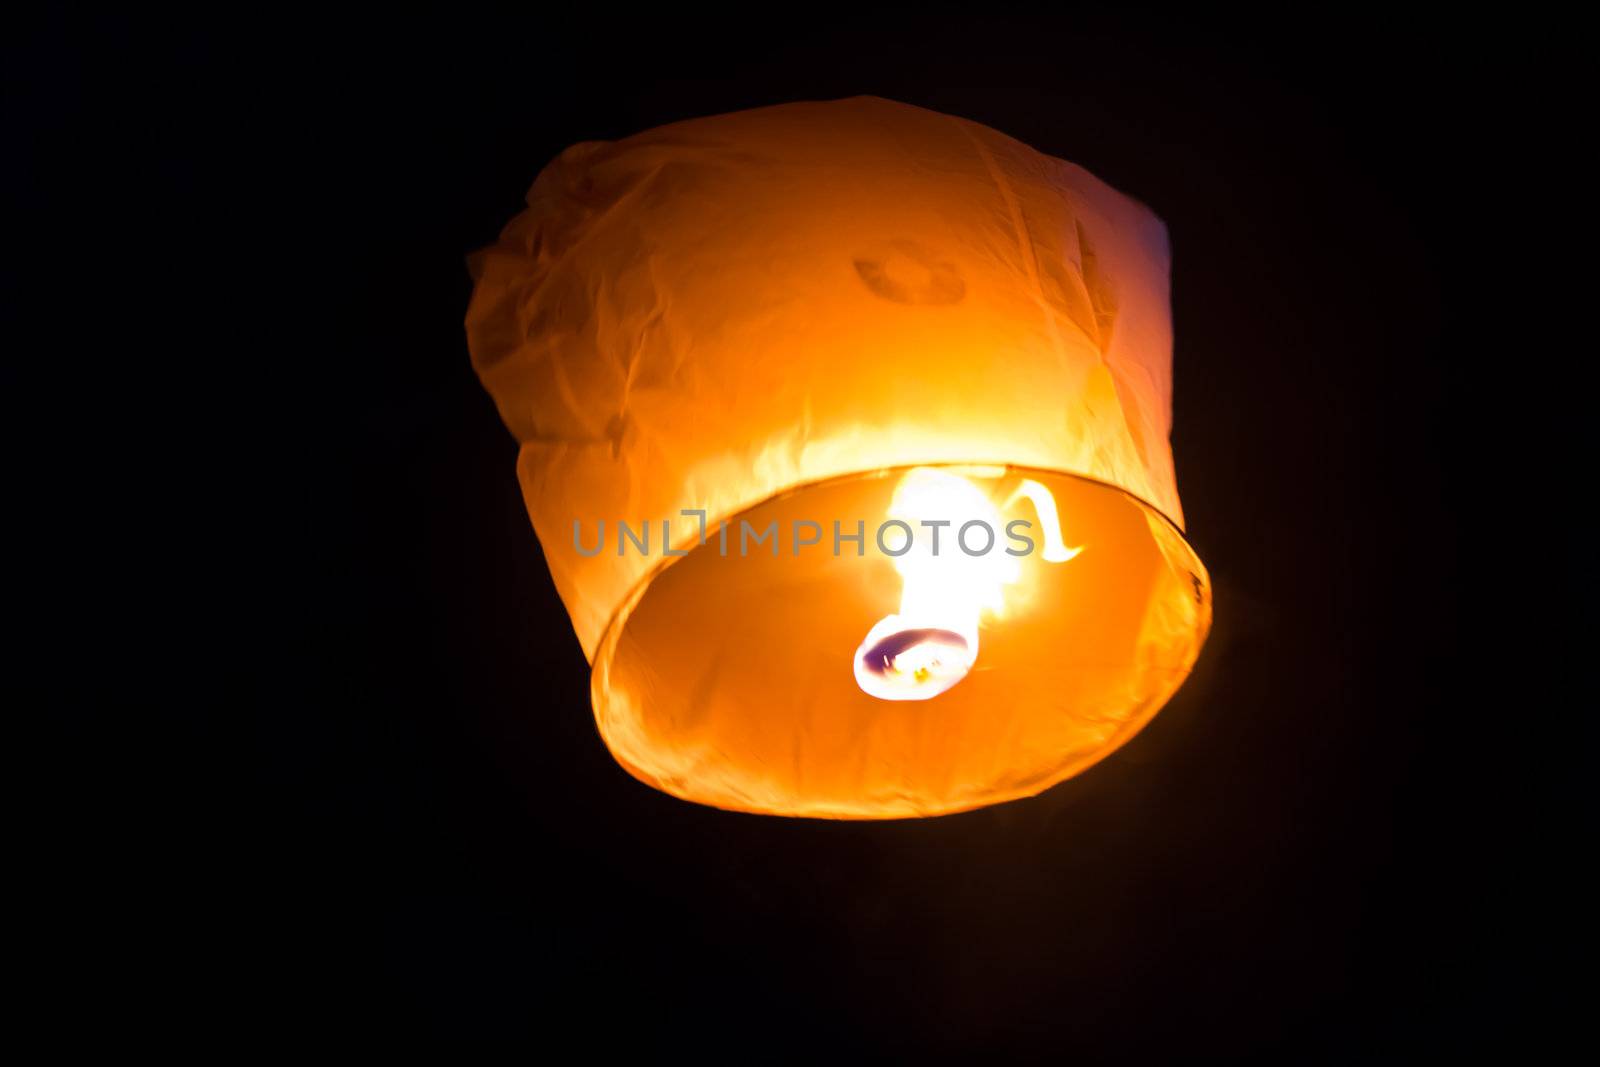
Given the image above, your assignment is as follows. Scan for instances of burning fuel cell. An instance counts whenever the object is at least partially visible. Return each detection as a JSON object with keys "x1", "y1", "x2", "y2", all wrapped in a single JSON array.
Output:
[{"x1": 853, "y1": 468, "x2": 1080, "y2": 701}]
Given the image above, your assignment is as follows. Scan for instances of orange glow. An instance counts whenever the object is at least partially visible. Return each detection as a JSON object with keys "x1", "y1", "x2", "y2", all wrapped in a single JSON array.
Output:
[{"x1": 466, "y1": 97, "x2": 1210, "y2": 818}]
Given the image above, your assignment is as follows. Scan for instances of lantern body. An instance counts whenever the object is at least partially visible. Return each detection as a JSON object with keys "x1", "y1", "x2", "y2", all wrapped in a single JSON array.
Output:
[{"x1": 467, "y1": 96, "x2": 1209, "y2": 818}]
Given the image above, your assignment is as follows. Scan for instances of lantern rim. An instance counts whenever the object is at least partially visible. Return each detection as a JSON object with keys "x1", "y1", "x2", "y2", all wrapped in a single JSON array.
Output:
[{"x1": 587, "y1": 462, "x2": 1207, "y2": 819}]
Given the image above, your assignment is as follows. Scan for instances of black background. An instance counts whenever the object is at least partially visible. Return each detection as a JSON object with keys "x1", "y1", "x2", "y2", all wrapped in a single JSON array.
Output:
[{"x1": 18, "y1": 10, "x2": 1580, "y2": 1058}]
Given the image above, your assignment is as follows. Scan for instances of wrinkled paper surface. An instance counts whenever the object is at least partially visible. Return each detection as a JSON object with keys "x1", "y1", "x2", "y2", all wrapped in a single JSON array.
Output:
[{"x1": 468, "y1": 96, "x2": 1185, "y2": 661}]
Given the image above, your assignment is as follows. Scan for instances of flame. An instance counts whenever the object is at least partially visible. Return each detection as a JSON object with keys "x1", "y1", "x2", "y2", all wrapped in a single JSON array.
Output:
[
  {"x1": 1006, "y1": 479, "x2": 1083, "y2": 563},
  {"x1": 854, "y1": 468, "x2": 1080, "y2": 701}
]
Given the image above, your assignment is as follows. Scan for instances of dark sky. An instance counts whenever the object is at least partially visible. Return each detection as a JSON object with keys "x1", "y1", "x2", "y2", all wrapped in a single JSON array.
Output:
[{"x1": 19, "y1": 11, "x2": 1578, "y2": 1058}]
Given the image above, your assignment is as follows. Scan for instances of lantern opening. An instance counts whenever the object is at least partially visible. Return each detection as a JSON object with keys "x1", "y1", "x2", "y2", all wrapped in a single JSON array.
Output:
[{"x1": 591, "y1": 464, "x2": 1208, "y2": 819}]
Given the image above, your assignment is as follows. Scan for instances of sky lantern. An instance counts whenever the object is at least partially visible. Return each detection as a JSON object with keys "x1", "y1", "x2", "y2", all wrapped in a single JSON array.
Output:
[{"x1": 466, "y1": 96, "x2": 1210, "y2": 818}]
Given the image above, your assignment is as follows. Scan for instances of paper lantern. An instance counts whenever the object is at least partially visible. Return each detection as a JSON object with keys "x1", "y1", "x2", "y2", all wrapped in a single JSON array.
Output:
[{"x1": 466, "y1": 96, "x2": 1210, "y2": 818}]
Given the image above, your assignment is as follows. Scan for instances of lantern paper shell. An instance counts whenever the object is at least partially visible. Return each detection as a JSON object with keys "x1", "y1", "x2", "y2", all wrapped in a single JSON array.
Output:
[{"x1": 466, "y1": 96, "x2": 1210, "y2": 818}]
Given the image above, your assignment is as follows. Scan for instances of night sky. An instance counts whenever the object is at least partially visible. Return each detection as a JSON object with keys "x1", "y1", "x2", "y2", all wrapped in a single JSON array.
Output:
[{"x1": 20, "y1": 12, "x2": 1577, "y2": 1057}]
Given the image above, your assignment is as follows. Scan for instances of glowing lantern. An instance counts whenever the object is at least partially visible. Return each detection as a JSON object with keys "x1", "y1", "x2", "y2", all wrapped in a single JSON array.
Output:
[{"x1": 466, "y1": 96, "x2": 1210, "y2": 818}]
